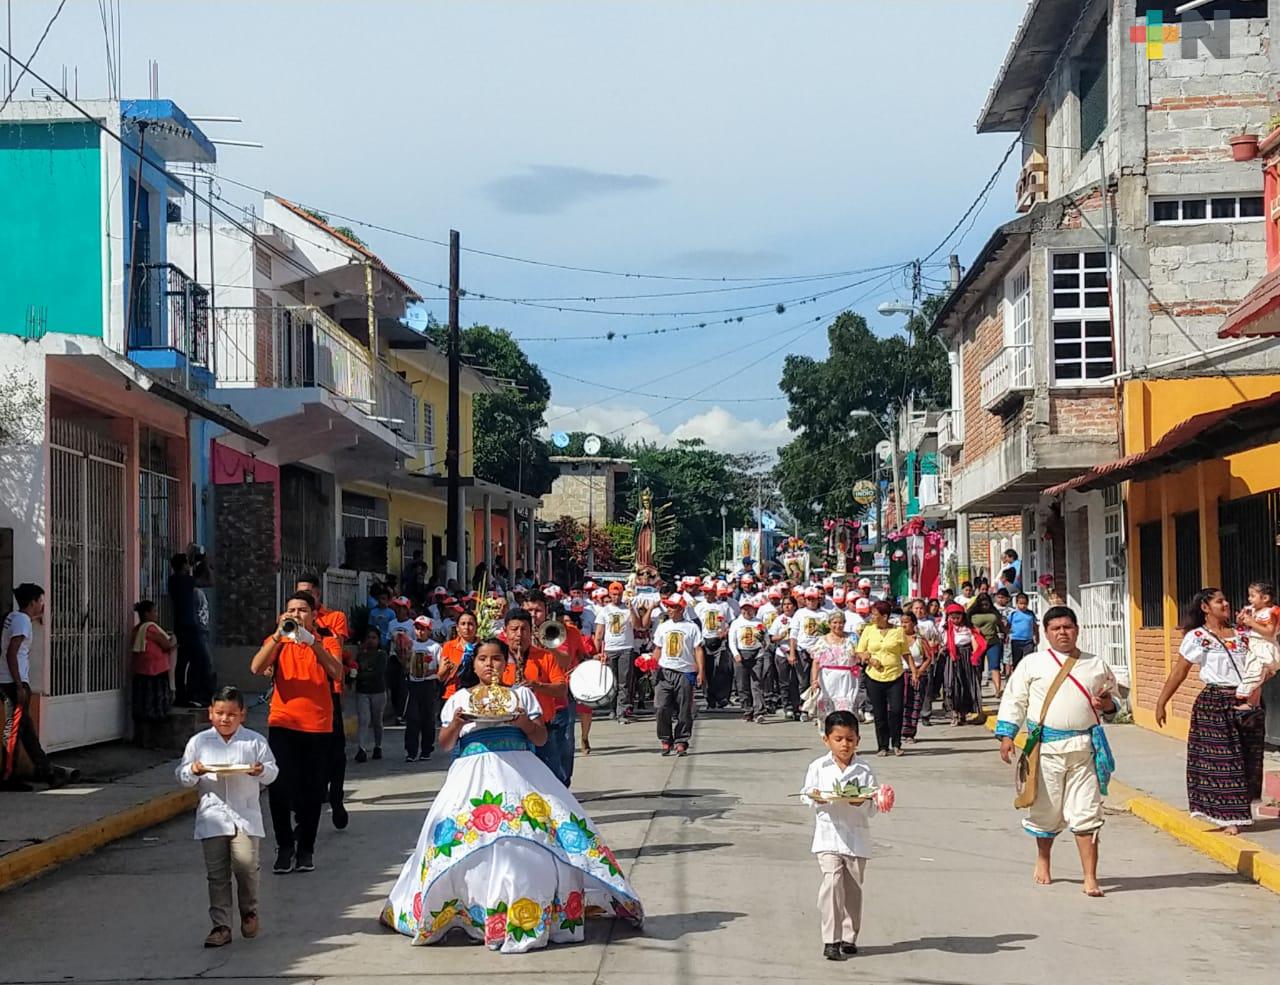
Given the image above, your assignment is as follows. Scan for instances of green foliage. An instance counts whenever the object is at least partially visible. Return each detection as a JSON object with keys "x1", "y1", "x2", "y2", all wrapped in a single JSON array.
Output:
[
  {"x1": 423, "y1": 320, "x2": 558, "y2": 495},
  {"x1": 604, "y1": 522, "x2": 635, "y2": 564},
  {"x1": 300, "y1": 207, "x2": 367, "y2": 247},
  {"x1": 774, "y1": 300, "x2": 948, "y2": 527}
]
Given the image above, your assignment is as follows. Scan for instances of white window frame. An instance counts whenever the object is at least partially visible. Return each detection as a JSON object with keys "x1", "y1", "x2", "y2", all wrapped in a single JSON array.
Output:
[
  {"x1": 1150, "y1": 194, "x2": 1265, "y2": 225},
  {"x1": 1049, "y1": 250, "x2": 1113, "y2": 387},
  {"x1": 422, "y1": 401, "x2": 435, "y2": 448},
  {"x1": 1002, "y1": 262, "x2": 1033, "y2": 390}
]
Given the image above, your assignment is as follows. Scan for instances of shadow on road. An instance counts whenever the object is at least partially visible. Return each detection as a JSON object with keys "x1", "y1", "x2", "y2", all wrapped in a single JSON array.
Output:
[{"x1": 856, "y1": 932, "x2": 1037, "y2": 956}]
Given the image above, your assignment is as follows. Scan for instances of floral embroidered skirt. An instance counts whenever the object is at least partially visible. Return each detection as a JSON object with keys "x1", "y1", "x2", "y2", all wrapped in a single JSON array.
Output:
[{"x1": 381, "y1": 748, "x2": 644, "y2": 953}]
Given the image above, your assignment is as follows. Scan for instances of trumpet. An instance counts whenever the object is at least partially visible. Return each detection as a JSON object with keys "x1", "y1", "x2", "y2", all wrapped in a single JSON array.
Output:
[{"x1": 535, "y1": 619, "x2": 566, "y2": 650}]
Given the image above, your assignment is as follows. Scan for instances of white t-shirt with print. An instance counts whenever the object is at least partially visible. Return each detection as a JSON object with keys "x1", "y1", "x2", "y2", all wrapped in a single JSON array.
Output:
[
  {"x1": 653, "y1": 619, "x2": 704, "y2": 673},
  {"x1": 598, "y1": 603, "x2": 635, "y2": 651},
  {"x1": 0, "y1": 611, "x2": 32, "y2": 684}
]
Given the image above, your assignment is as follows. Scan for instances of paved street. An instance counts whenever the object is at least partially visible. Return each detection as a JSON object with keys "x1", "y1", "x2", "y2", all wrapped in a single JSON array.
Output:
[{"x1": 1, "y1": 713, "x2": 1275, "y2": 985}]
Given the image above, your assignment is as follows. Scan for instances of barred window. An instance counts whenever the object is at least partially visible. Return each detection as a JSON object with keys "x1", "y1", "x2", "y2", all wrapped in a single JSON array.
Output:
[{"x1": 1139, "y1": 520, "x2": 1164, "y2": 629}]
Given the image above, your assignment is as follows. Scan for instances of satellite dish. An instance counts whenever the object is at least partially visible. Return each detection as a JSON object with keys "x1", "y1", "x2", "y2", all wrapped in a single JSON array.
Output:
[
  {"x1": 551, "y1": 431, "x2": 570, "y2": 449},
  {"x1": 875, "y1": 440, "x2": 893, "y2": 462},
  {"x1": 584, "y1": 435, "x2": 602, "y2": 455}
]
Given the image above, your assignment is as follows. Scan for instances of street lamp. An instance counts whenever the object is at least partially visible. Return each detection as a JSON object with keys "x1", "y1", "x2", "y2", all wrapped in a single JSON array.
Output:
[{"x1": 877, "y1": 300, "x2": 921, "y2": 318}]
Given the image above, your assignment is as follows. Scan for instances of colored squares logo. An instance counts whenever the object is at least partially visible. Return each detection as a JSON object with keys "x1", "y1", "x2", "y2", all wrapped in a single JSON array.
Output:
[{"x1": 1130, "y1": 11, "x2": 1180, "y2": 60}]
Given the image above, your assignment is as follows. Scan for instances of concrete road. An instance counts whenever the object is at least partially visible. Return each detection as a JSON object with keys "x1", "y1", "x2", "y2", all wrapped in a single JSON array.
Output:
[{"x1": 0, "y1": 712, "x2": 1275, "y2": 985}]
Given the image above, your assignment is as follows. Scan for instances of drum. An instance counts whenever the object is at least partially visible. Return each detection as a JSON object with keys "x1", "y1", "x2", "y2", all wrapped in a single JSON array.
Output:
[{"x1": 570, "y1": 660, "x2": 617, "y2": 710}]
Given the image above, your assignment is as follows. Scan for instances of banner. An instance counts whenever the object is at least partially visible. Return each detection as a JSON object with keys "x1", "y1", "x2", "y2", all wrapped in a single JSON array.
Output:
[{"x1": 732, "y1": 529, "x2": 761, "y2": 563}]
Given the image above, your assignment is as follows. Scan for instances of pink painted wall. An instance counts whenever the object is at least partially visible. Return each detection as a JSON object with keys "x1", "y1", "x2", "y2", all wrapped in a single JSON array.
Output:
[{"x1": 210, "y1": 439, "x2": 281, "y2": 562}]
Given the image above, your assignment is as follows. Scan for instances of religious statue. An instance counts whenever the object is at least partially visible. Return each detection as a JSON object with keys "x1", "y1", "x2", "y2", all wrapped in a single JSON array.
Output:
[{"x1": 634, "y1": 488, "x2": 655, "y2": 570}]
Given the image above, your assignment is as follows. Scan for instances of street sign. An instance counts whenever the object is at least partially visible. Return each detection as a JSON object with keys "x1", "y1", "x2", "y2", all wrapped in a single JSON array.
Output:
[{"x1": 853, "y1": 480, "x2": 876, "y2": 505}]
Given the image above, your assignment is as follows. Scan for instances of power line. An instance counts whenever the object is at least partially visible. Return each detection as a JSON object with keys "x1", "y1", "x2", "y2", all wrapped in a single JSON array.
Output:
[
  {"x1": 542, "y1": 368, "x2": 787, "y2": 404},
  {"x1": 0, "y1": 0, "x2": 68, "y2": 114}
]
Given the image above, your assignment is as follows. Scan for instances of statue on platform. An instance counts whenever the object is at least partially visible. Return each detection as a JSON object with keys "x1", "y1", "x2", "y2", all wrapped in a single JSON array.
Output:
[{"x1": 634, "y1": 488, "x2": 655, "y2": 571}]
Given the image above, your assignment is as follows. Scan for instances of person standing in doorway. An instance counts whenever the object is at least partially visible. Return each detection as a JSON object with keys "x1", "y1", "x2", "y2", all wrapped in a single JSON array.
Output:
[{"x1": 170, "y1": 554, "x2": 212, "y2": 708}]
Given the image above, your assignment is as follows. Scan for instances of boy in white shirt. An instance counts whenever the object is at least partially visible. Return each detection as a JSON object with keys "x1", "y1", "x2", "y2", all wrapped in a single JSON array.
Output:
[
  {"x1": 178, "y1": 686, "x2": 279, "y2": 948},
  {"x1": 802, "y1": 710, "x2": 881, "y2": 961},
  {"x1": 404, "y1": 616, "x2": 442, "y2": 762}
]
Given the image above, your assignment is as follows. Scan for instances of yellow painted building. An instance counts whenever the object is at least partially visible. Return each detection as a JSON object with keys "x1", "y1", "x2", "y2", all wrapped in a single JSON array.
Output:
[{"x1": 1119, "y1": 376, "x2": 1280, "y2": 740}]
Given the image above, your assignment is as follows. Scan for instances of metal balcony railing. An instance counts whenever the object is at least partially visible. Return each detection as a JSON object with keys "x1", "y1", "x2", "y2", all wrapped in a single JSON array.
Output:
[
  {"x1": 375, "y1": 362, "x2": 416, "y2": 439},
  {"x1": 127, "y1": 262, "x2": 209, "y2": 367},
  {"x1": 212, "y1": 305, "x2": 373, "y2": 405},
  {"x1": 980, "y1": 345, "x2": 1033, "y2": 412},
  {"x1": 938, "y1": 409, "x2": 963, "y2": 452}
]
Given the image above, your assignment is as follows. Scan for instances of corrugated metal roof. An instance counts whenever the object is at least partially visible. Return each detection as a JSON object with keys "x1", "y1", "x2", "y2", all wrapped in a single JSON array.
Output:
[
  {"x1": 1218, "y1": 266, "x2": 1280, "y2": 339},
  {"x1": 1043, "y1": 391, "x2": 1280, "y2": 496},
  {"x1": 271, "y1": 195, "x2": 423, "y2": 302}
]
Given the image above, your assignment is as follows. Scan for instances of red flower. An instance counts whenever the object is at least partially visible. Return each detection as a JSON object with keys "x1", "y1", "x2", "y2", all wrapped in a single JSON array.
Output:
[
  {"x1": 564, "y1": 891, "x2": 584, "y2": 921},
  {"x1": 485, "y1": 912, "x2": 507, "y2": 942},
  {"x1": 412, "y1": 892, "x2": 423, "y2": 922},
  {"x1": 472, "y1": 803, "x2": 505, "y2": 833}
]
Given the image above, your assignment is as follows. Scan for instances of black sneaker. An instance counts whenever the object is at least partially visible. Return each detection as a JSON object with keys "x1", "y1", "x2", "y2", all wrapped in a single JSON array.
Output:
[
  {"x1": 273, "y1": 848, "x2": 295, "y2": 874},
  {"x1": 675, "y1": 743, "x2": 689, "y2": 757},
  {"x1": 823, "y1": 943, "x2": 845, "y2": 961},
  {"x1": 660, "y1": 742, "x2": 672, "y2": 756},
  {"x1": 840, "y1": 943, "x2": 858, "y2": 956},
  {"x1": 372, "y1": 746, "x2": 382, "y2": 760},
  {"x1": 354, "y1": 748, "x2": 367, "y2": 764},
  {"x1": 332, "y1": 803, "x2": 349, "y2": 830},
  {"x1": 294, "y1": 851, "x2": 315, "y2": 872}
]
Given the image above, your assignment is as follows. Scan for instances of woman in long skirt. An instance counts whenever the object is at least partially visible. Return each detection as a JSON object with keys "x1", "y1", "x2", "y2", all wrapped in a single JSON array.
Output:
[
  {"x1": 1156, "y1": 588, "x2": 1265, "y2": 834},
  {"x1": 382, "y1": 639, "x2": 643, "y2": 951},
  {"x1": 809, "y1": 610, "x2": 860, "y2": 721},
  {"x1": 899, "y1": 612, "x2": 934, "y2": 743},
  {"x1": 942, "y1": 603, "x2": 986, "y2": 725}
]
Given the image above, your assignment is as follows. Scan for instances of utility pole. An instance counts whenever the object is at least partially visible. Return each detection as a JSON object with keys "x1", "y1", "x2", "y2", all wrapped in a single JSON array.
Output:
[
  {"x1": 948, "y1": 253, "x2": 962, "y2": 291},
  {"x1": 586, "y1": 466, "x2": 595, "y2": 575},
  {"x1": 445, "y1": 230, "x2": 461, "y2": 580}
]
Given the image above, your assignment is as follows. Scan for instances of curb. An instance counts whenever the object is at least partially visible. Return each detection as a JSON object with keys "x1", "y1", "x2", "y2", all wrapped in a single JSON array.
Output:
[
  {"x1": 0, "y1": 787, "x2": 197, "y2": 894},
  {"x1": 983, "y1": 717, "x2": 1280, "y2": 896}
]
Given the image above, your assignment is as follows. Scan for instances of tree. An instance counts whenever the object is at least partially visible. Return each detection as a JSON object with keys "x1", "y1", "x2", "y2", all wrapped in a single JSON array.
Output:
[
  {"x1": 773, "y1": 300, "x2": 948, "y2": 528},
  {"x1": 623, "y1": 439, "x2": 769, "y2": 575},
  {"x1": 423, "y1": 319, "x2": 558, "y2": 495}
]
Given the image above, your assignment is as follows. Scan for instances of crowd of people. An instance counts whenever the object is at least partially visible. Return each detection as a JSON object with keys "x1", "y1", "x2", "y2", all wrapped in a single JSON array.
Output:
[{"x1": 1, "y1": 554, "x2": 1272, "y2": 958}]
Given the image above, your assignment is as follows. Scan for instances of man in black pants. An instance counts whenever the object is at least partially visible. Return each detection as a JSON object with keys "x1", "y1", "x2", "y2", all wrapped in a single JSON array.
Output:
[
  {"x1": 296, "y1": 574, "x2": 352, "y2": 831},
  {"x1": 250, "y1": 592, "x2": 343, "y2": 874},
  {"x1": 169, "y1": 553, "x2": 212, "y2": 707},
  {"x1": 650, "y1": 595, "x2": 705, "y2": 756}
]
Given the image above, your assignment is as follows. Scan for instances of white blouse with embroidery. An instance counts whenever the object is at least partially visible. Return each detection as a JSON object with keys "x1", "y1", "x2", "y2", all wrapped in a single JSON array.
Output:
[{"x1": 1178, "y1": 627, "x2": 1246, "y2": 687}]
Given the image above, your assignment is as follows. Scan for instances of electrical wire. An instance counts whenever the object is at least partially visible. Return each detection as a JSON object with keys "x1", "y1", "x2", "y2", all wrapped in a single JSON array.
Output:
[{"x1": 0, "y1": 0, "x2": 68, "y2": 113}]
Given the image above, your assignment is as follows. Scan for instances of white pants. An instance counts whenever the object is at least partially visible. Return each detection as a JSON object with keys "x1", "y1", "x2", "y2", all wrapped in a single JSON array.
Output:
[
  {"x1": 816, "y1": 852, "x2": 865, "y2": 945},
  {"x1": 1024, "y1": 747, "x2": 1103, "y2": 838}
]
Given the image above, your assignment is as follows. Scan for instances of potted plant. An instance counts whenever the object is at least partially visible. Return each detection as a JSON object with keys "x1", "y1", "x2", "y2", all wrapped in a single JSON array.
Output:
[{"x1": 1229, "y1": 129, "x2": 1260, "y2": 162}]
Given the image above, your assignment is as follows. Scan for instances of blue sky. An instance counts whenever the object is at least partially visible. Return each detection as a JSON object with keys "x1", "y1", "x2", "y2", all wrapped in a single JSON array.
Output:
[{"x1": 12, "y1": 0, "x2": 1026, "y2": 453}]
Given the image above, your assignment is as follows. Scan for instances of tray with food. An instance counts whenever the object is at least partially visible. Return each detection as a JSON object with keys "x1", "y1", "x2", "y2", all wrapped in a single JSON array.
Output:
[{"x1": 203, "y1": 763, "x2": 255, "y2": 774}]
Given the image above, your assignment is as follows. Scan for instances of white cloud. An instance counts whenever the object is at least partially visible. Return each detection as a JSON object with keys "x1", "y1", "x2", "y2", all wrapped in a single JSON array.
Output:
[{"x1": 543, "y1": 403, "x2": 789, "y2": 457}]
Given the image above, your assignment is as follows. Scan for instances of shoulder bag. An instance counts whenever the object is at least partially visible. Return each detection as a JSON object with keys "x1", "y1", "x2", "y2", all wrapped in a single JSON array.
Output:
[{"x1": 1013, "y1": 654, "x2": 1078, "y2": 809}]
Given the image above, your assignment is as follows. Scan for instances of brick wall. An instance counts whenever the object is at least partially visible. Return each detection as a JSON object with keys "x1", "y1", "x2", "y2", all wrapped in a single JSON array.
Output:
[
  {"x1": 1133, "y1": 629, "x2": 1165, "y2": 711},
  {"x1": 1047, "y1": 393, "x2": 1117, "y2": 437},
  {"x1": 967, "y1": 513, "x2": 1021, "y2": 578},
  {"x1": 958, "y1": 301, "x2": 1008, "y2": 466},
  {"x1": 215, "y1": 482, "x2": 277, "y2": 646},
  {"x1": 537, "y1": 468, "x2": 618, "y2": 526}
]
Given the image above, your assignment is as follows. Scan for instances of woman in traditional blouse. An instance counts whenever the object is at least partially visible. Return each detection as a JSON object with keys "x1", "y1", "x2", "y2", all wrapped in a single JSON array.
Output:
[
  {"x1": 809, "y1": 609, "x2": 860, "y2": 722},
  {"x1": 1155, "y1": 588, "x2": 1265, "y2": 835},
  {"x1": 855, "y1": 601, "x2": 911, "y2": 756}
]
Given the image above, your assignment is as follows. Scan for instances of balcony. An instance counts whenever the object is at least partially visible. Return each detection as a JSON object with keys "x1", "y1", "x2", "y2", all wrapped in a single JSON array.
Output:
[
  {"x1": 980, "y1": 344, "x2": 1033, "y2": 413},
  {"x1": 1015, "y1": 154, "x2": 1048, "y2": 214},
  {"x1": 938, "y1": 409, "x2": 963, "y2": 453},
  {"x1": 213, "y1": 305, "x2": 373, "y2": 405},
  {"x1": 375, "y1": 362, "x2": 416, "y2": 439},
  {"x1": 126, "y1": 262, "x2": 211, "y2": 385}
]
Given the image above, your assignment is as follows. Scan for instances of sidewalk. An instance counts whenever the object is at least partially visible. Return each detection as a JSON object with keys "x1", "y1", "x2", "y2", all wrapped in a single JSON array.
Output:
[{"x1": 0, "y1": 696, "x2": 273, "y2": 892}]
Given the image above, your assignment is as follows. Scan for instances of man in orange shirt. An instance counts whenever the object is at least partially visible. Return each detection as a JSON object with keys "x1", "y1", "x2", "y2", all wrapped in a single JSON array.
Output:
[
  {"x1": 501, "y1": 608, "x2": 569, "y2": 783},
  {"x1": 522, "y1": 593, "x2": 583, "y2": 785},
  {"x1": 297, "y1": 574, "x2": 354, "y2": 832},
  {"x1": 249, "y1": 591, "x2": 343, "y2": 875}
]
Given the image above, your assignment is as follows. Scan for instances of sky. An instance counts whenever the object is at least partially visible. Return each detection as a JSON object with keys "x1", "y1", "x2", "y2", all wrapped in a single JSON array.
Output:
[{"x1": 8, "y1": 0, "x2": 1027, "y2": 455}]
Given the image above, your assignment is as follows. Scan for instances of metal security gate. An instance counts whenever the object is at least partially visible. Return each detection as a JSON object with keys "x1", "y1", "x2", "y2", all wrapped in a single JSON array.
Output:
[
  {"x1": 48, "y1": 420, "x2": 128, "y2": 750},
  {"x1": 139, "y1": 428, "x2": 181, "y2": 629}
]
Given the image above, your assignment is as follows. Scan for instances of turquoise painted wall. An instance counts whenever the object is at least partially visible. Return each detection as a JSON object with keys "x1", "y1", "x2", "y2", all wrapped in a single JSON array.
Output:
[{"x1": 0, "y1": 121, "x2": 103, "y2": 337}]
